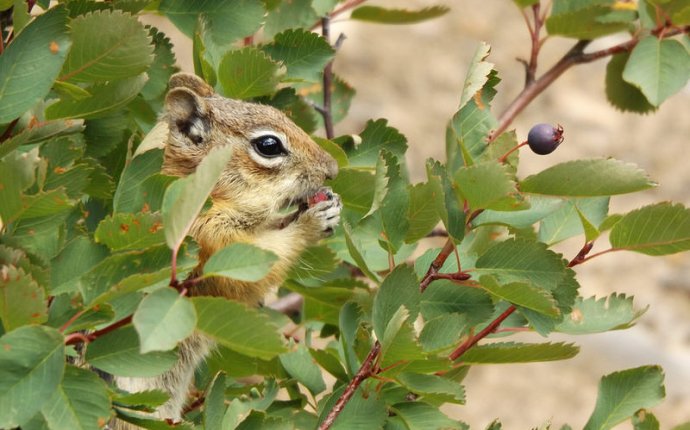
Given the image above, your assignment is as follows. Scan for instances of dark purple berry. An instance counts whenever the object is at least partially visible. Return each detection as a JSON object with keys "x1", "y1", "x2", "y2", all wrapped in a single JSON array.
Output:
[{"x1": 527, "y1": 123, "x2": 564, "y2": 155}]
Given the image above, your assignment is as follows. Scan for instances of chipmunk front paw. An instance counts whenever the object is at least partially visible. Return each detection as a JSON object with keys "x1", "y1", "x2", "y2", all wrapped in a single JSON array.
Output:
[{"x1": 305, "y1": 187, "x2": 342, "y2": 235}]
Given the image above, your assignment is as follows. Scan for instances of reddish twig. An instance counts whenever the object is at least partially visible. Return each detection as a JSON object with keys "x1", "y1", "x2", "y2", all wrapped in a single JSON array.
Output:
[
  {"x1": 449, "y1": 305, "x2": 516, "y2": 361},
  {"x1": 311, "y1": 0, "x2": 367, "y2": 30},
  {"x1": 420, "y1": 239, "x2": 456, "y2": 292},
  {"x1": 65, "y1": 315, "x2": 133, "y2": 345},
  {"x1": 59, "y1": 307, "x2": 89, "y2": 333},
  {"x1": 318, "y1": 341, "x2": 381, "y2": 430},
  {"x1": 490, "y1": 26, "x2": 687, "y2": 142},
  {"x1": 567, "y1": 241, "x2": 595, "y2": 267},
  {"x1": 569, "y1": 247, "x2": 619, "y2": 267}
]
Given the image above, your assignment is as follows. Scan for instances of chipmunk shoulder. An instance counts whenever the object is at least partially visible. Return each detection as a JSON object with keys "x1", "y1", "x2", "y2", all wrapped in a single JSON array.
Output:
[{"x1": 113, "y1": 73, "x2": 341, "y2": 428}]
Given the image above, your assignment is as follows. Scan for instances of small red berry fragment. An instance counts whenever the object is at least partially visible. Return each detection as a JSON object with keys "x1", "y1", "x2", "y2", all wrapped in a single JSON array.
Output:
[
  {"x1": 308, "y1": 190, "x2": 330, "y2": 207},
  {"x1": 527, "y1": 123, "x2": 564, "y2": 155}
]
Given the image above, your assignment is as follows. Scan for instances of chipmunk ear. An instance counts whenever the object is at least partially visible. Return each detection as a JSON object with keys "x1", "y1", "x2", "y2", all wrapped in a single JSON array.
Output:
[
  {"x1": 168, "y1": 72, "x2": 214, "y2": 97},
  {"x1": 165, "y1": 86, "x2": 210, "y2": 146}
]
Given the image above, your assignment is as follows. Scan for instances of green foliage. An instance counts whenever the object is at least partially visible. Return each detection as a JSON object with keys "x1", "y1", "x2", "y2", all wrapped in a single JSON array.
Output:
[
  {"x1": 0, "y1": 1, "x2": 688, "y2": 429},
  {"x1": 584, "y1": 366, "x2": 665, "y2": 430},
  {"x1": 350, "y1": 6, "x2": 450, "y2": 24},
  {"x1": 0, "y1": 5, "x2": 71, "y2": 123}
]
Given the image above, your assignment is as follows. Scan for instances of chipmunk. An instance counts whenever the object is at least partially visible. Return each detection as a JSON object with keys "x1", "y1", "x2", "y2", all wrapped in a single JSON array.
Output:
[{"x1": 113, "y1": 73, "x2": 342, "y2": 429}]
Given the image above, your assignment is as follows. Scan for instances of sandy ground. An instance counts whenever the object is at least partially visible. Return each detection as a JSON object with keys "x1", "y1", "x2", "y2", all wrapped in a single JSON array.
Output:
[{"x1": 146, "y1": 1, "x2": 690, "y2": 427}]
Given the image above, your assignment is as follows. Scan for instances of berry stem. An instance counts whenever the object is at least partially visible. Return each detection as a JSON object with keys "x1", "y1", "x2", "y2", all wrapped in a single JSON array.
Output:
[{"x1": 498, "y1": 141, "x2": 528, "y2": 163}]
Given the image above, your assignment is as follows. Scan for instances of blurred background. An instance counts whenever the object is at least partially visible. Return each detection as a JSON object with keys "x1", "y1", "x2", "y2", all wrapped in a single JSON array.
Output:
[{"x1": 148, "y1": 0, "x2": 690, "y2": 427}]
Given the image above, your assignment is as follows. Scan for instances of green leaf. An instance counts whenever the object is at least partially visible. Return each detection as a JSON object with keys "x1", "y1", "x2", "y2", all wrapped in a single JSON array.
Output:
[
  {"x1": 380, "y1": 307, "x2": 424, "y2": 369},
  {"x1": 206, "y1": 345, "x2": 279, "y2": 379},
  {"x1": 479, "y1": 275, "x2": 559, "y2": 317},
  {"x1": 419, "y1": 313, "x2": 467, "y2": 353},
  {"x1": 17, "y1": 188, "x2": 73, "y2": 220},
  {"x1": 538, "y1": 197, "x2": 609, "y2": 245},
  {"x1": 263, "y1": 0, "x2": 317, "y2": 39},
  {"x1": 347, "y1": 119, "x2": 408, "y2": 168},
  {"x1": 262, "y1": 29, "x2": 334, "y2": 82},
  {"x1": 50, "y1": 235, "x2": 109, "y2": 294},
  {"x1": 609, "y1": 202, "x2": 690, "y2": 255},
  {"x1": 474, "y1": 195, "x2": 563, "y2": 229},
  {"x1": 341, "y1": 222, "x2": 380, "y2": 282},
  {"x1": 557, "y1": 294, "x2": 645, "y2": 334},
  {"x1": 95, "y1": 212, "x2": 165, "y2": 251},
  {"x1": 426, "y1": 160, "x2": 465, "y2": 242},
  {"x1": 454, "y1": 161, "x2": 519, "y2": 211},
  {"x1": 193, "y1": 297, "x2": 286, "y2": 360},
  {"x1": 405, "y1": 182, "x2": 441, "y2": 242},
  {"x1": 279, "y1": 344, "x2": 326, "y2": 396},
  {"x1": 622, "y1": 36, "x2": 690, "y2": 106},
  {"x1": 133, "y1": 288, "x2": 196, "y2": 353},
  {"x1": 39, "y1": 366, "x2": 111, "y2": 430},
  {"x1": 350, "y1": 5, "x2": 449, "y2": 24},
  {"x1": 0, "y1": 148, "x2": 39, "y2": 223},
  {"x1": 421, "y1": 280, "x2": 494, "y2": 325},
  {"x1": 0, "y1": 5, "x2": 71, "y2": 123},
  {"x1": 114, "y1": 389, "x2": 170, "y2": 409},
  {"x1": 0, "y1": 266, "x2": 47, "y2": 332},
  {"x1": 445, "y1": 70, "x2": 499, "y2": 172},
  {"x1": 633, "y1": 410, "x2": 660, "y2": 430},
  {"x1": 546, "y1": 3, "x2": 630, "y2": 39},
  {"x1": 458, "y1": 42, "x2": 494, "y2": 110},
  {"x1": 79, "y1": 245, "x2": 172, "y2": 305},
  {"x1": 397, "y1": 372, "x2": 465, "y2": 404},
  {"x1": 330, "y1": 168, "x2": 375, "y2": 214},
  {"x1": 317, "y1": 384, "x2": 387, "y2": 430},
  {"x1": 460, "y1": 341, "x2": 579, "y2": 363},
  {"x1": 218, "y1": 47, "x2": 284, "y2": 99},
  {"x1": 513, "y1": 0, "x2": 540, "y2": 6},
  {"x1": 141, "y1": 26, "x2": 178, "y2": 101},
  {"x1": 283, "y1": 280, "x2": 355, "y2": 325},
  {"x1": 605, "y1": 53, "x2": 656, "y2": 113},
  {"x1": 372, "y1": 265, "x2": 420, "y2": 340},
  {"x1": 45, "y1": 74, "x2": 149, "y2": 120},
  {"x1": 162, "y1": 145, "x2": 233, "y2": 251},
  {"x1": 59, "y1": 9, "x2": 153, "y2": 82},
  {"x1": 520, "y1": 158, "x2": 655, "y2": 196},
  {"x1": 310, "y1": 348, "x2": 349, "y2": 382},
  {"x1": 203, "y1": 243, "x2": 278, "y2": 282},
  {"x1": 391, "y1": 402, "x2": 466, "y2": 429},
  {"x1": 474, "y1": 238, "x2": 568, "y2": 296},
  {"x1": 0, "y1": 326, "x2": 65, "y2": 428},
  {"x1": 367, "y1": 150, "x2": 410, "y2": 252},
  {"x1": 160, "y1": 0, "x2": 264, "y2": 45},
  {"x1": 113, "y1": 149, "x2": 169, "y2": 213},
  {"x1": 86, "y1": 325, "x2": 178, "y2": 377},
  {"x1": 584, "y1": 366, "x2": 665, "y2": 430},
  {"x1": 204, "y1": 372, "x2": 227, "y2": 430}
]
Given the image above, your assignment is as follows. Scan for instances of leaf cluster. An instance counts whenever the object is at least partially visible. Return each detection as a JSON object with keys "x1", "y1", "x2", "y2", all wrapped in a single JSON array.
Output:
[{"x1": 0, "y1": 1, "x2": 689, "y2": 430}]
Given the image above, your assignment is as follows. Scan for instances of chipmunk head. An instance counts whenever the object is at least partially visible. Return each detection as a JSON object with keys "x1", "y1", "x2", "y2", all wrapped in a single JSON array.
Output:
[{"x1": 162, "y1": 73, "x2": 338, "y2": 223}]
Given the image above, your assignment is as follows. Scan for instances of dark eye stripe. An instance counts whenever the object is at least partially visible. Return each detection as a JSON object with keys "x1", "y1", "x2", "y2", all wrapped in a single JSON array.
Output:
[{"x1": 251, "y1": 135, "x2": 287, "y2": 158}]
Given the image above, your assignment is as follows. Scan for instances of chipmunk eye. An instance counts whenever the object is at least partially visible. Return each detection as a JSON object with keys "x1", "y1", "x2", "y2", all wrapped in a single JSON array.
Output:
[{"x1": 251, "y1": 134, "x2": 287, "y2": 158}]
